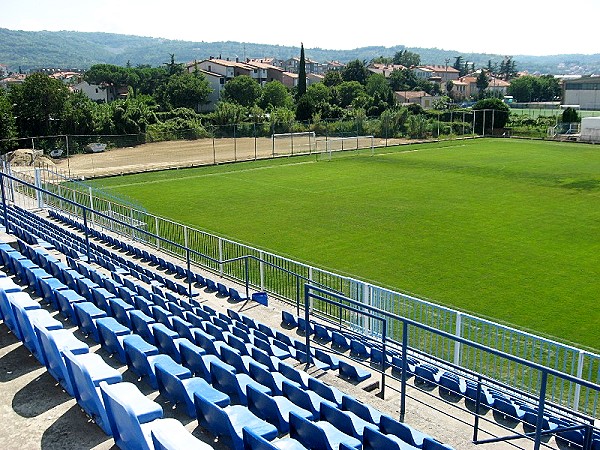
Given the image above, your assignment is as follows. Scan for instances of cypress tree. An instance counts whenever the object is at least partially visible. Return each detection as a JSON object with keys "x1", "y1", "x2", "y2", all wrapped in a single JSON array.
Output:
[{"x1": 297, "y1": 42, "x2": 307, "y2": 98}]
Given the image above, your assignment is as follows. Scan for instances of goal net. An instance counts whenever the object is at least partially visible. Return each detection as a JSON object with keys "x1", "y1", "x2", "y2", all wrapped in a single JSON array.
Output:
[
  {"x1": 314, "y1": 135, "x2": 375, "y2": 161},
  {"x1": 272, "y1": 131, "x2": 316, "y2": 156}
]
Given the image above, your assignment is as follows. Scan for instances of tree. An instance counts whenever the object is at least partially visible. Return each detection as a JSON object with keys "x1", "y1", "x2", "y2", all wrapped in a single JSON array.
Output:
[
  {"x1": 336, "y1": 81, "x2": 365, "y2": 108},
  {"x1": 453, "y1": 56, "x2": 467, "y2": 77},
  {"x1": 388, "y1": 68, "x2": 417, "y2": 91},
  {"x1": 297, "y1": 43, "x2": 307, "y2": 98},
  {"x1": 0, "y1": 89, "x2": 17, "y2": 152},
  {"x1": 61, "y1": 91, "x2": 96, "y2": 135},
  {"x1": 211, "y1": 101, "x2": 247, "y2": 126},
  {"x1": 155, "y1": 72, "x2": 212, "y2": 111},
  {"x1": 260, "y1": 81, "x2": 293, "y2": 111},
  {"x1": 562, "y1": 107, "x2": 580, "y2": 123},
  {"x1": 446, "y1": 80, "x2": 454, "y2": 99},
  {"x1": 475, "y1": 71, "x2": 489, "y2": 99},
  {"x1": 393, "y1": 50, "x2": 421, "y2": 67},
  {"x1": 10, "y1": 72, "x2": 70, "y2": 137},
  {"x1": 341, "y1": 60, "x2": 369, "y2": 85},
  {"x1": 221, "y1": 75, "x2": 262, "y2": 107},
  {"x1": 323, "y1": 70, "x2": 343, "y2": 87},
  {"x1": 498, "y1": 56, "x2": 517, "y2": 81},
  {"x1": 165, "y1": 54, "x2": 185, "y2": 76},
  {"x1": 472, "y1": 97, "x2": 510, "y2": 132},
  {"x1": 508, "y1": 75, "x2": 561, "y2": 102}
]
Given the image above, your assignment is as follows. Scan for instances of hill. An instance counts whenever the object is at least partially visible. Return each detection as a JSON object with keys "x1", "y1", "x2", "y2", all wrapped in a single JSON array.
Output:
[{"x1": 1, "y1": 27, "x2": 599, "y2": 75}]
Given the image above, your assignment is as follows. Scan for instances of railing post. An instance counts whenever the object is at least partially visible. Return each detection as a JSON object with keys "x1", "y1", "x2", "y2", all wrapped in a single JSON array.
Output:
[
  {"x1": 81, "y1": 206, "x2": 91, "y2": 263},
  {"x1": 259, "y1": 251, "x2": 265, "y2": 292},
  {"x1": 155, "y1": 216, "x2": 160, "y2": 250},
  {"x1": 88, "y1": 186, "x2": 94, "y2": 226},
  {"x1": 245, "y1": 257, "x2": 250, "y2": 300},
  {"x1": 35, "y1": 167, "x2": 43, "y2": 208},
  {"x1": 454, "y1": 312, "x2": 462, "y2": 366},
  {"x1": 533, "y1": 371, "x2": 548, "y2": 450},
  {"x1": 0, "y1": 172, "x2": 8, "y2": 230},
  {"x1": 573, "y1": 350, "x2": 585, "y2": 411},
  {"x1": 218, "y1": 237, "x2": 223, "y2": 275},
  {"x1": 472, "y1": 375, "x2": 483, "y2": 442},
  {"x1": 186, "y1": 246, "x2": 193, "y2": 301},
  {"x1": 304, "y1": 285, "x2": 312, "y2": 368},
  {"x1": 400, "y1": 320, "x2": 409, "y2": 422},
  {"x1": 381, "y1": 319, "x2": 387, "y2": 398}
]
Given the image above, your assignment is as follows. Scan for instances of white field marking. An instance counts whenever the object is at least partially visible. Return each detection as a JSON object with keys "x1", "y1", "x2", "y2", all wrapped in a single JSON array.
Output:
[
  {"x1": 99, "y1": 160, "x2": 317, "y2": 190},
  {"x1": 375, "y1": 143, "x2": 468, "y2": 157}
]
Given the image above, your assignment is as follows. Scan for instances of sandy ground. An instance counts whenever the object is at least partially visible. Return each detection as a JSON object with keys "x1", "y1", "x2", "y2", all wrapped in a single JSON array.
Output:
[
  {"x1": 0, "y1": 215, "x2": 559, "y2": 450},
  {"x1": 51, "y1": 136, "x2": 412, "y2": 179}
]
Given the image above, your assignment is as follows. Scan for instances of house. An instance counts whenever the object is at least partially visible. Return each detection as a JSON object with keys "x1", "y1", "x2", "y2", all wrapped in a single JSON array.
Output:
[
  {"x1": 324, "y1": 61, "x2": 345, "y2": 72},
  {"x1": 281, "y1": 71, "x2": 298, "y2": 88},
  {"x1": 72, "y1": 80, "x2": 119, "y2": 102},
  {"x1": 283, "y1": 57, "x2": 320, "y2": 74},
  {"x1": 413, "y1": 66, "x2": 435, "y2": 80},
  {"x1": 455, "y1": 73, "x2": 510, "y2": 99},
  {"x1": 423, "y1": 65, "x2": 460, "y2": 83},
  {"x1": 563, "y1": 76, "x2": 600, "y2": 110},
  {"x1": 394, "y1": 90, "x2": 441, "y2": 109},
  {"x1": 307, "y1": 73, "x2": 324, "y2": 86},
  {"x1": 448, "y1": 79, "x2": 468, "y2": 100},
  {"x1": 184, "y1": 65, "x2": 225, "y2": 112},
  {"x1": 0, "y1": 73, "x2": 27, "y2": 89},
  {"x1": 487, "y1": 77, "x2": 510, "y2": 97},
  {"x1": 368, "y1": 63, "x2": 406, "y2": 78}
]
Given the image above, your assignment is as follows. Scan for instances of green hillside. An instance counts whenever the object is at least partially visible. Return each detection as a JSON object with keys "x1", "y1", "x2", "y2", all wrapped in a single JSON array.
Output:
[{"x1": 1, "y1": 27, "x2": 599, "y2": 74}]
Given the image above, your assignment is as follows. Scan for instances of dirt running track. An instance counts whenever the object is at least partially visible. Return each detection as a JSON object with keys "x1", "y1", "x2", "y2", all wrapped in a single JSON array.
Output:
[{"x1": 55, "y1": 136, "x2": 409, "y2": 179}]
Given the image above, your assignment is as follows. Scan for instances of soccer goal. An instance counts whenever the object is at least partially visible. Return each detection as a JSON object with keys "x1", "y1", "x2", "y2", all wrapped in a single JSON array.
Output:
[
  {"x1": 271, "y1": 131, "x2": 316, "y2": 156},
  {"x1": 314, "y1": 135, "x2": 375, "y2": 161}
]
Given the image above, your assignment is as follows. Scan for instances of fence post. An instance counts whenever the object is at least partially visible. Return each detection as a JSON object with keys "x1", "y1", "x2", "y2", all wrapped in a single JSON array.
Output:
[
  {"x1": 88, "y1": 186, "x2": 94, "y2": 226},
  {"x1": 573, "y1": 350, "x2": 585, "y2": 411},
  {"x1": 155, "y1": 216, "x2": 160, "y2": 250},
  {"x1": 454, "y1": 312, "x2": 462, "y2": 366},
  {"x1": 81, "y1": 206, "x2": 91, "y2": 262},
  {"x1": 533, "y1": 371, "x2": 549, "y2": 450},
  {"x1": 218, "y1": 237, "x2": 223, "y2": 275},
  {"x1": 0, "y1": 172, "x2": 8, "y2": 230},
  {"x1": 399, "y1": 320, "x2": 409, "y2": 422},
  {"x1": 35, "y1": 168, "x2": 43, "y2": 209},
  {"x1": 259, "y1": 251, "x2": 265, "y2": 292}
]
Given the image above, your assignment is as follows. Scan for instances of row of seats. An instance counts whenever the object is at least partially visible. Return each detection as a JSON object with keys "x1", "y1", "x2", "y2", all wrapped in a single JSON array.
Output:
[
  {"x1": 281, "y1": 311, "x2": 600, "y2": 448},
  {"x1": 12, "y1": 229, "x2": 459, "y2": 450},
  {"x1": 0, "y1": 245, "x2": 210, "y2": 449},
  {"x1": 5, "y1": 205, "x2": 463, "y2": 449}
]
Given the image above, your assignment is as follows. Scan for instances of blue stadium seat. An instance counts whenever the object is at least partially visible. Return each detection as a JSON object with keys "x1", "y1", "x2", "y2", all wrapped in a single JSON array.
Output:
[
  {"x1": 350, "y1": 339, "x2": 371, "y2": 360},
  {"x1": 210, "y1": 360, "x2": 271, "y2": 405},
  {"x1": 313, "y1": 323, "x2": 332, "y2": 343},
  {"x1": 320, "y1": 402, "x2": 377, "y2": 439},
  {"x1": 216, "y1": 282, "x2": 229, "y2": 297},
  {"x1": 55, "y1": 289, "x2": 86, "y2": 324},
  {"x1": 12, "y1": 300, "x2": 62, "y2": 364},
  {"x1": 2, "y1": 290, "x2": 38, "y2": 339},
  {"x1": 109, "y1": 297, "x2": 134, "y2": 328},
  {"x1": 243, "y1": 427, "x2": 308, "y2": 450},
  {"x1": 39, "y1": 276, "x2": 69, "y2": 308},
  {"x1": 246, "y1": 384, "x2": 314, "y2": 435},
  {"x1": 438, "y1": 372, "x2": 467, "y2": 396},
  {"x1": 361, "y1": 426, "x2": 419, "y2": 450},
  {"x1": 249, "y1": 360, "x2": 298, "y2": 396},
  {"x1": 152, "y1": 323, "x2": 188, "y2": 363},
  {"x1": 278, "y1": 362, "x2": 310, "y2": 389},
  {"x1": 63, "y1": 350, "x2": 122, "y2": 435},
  {"x1": 178, "y1": 339, "x2": 221, "y2": 383},
  {"x1": 379, "y1": 414, "x2": 429, "y2": 448},
  {"x1": 96, "y1": 317, "x2": 131, "y2": 363},
  {"x1": 341, "y1": 394, "x2": 383, "y2": 426},
  {"x1": 288, "y1": 411, "x2": 361, "y2": 450},
  {"x1": 338, "y1": 360, "x2": 371, "y2": 383},
  {"x1": 100, "y1": 381, "x2": 184, "y2": 450},
  {"x1": 281, "y1": 380, "x2": 336, "y2": 418},
  {"x1": 155, "y1": 361, "x2": 230, "y2": 417},
  {"x1": 281, "y1": 310, "x2": 298, "y2": 328},
  {"x1": 221, "y1": 345, "x2": 253, "y2": 375},
  {"x1": 308, "y1": 377, "x2": 344, "y2": 407},
  {"x1": 35, "y1": 325, "x2": 90, "y2": 396},
  {"x1": 194, "y1": 395, "x2": 278, "y2": 450},
  {"x1": 229, "y1": 287, "x2": 248, "y2": 303},
  {"x1": 123, "y1": 334, "x2": 177, "y2": 389},
  {"x1": 74, "y1": 302, "x2": 107, "y2": 343},
  {"x1": 129, "y1": 310, "x2": 159, "y2": 345},
  {"x1": 151, "y1": 418, "x2": 213, "y2": 450},
  {"x1": 332, "y1": 331, "x2": 351, "y2": 352}
]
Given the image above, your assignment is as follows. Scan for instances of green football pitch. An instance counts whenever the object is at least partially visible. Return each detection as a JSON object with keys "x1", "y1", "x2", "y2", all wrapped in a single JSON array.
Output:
[{"x1": 90, "y1": 138, "x2": 600, "y2": 351}]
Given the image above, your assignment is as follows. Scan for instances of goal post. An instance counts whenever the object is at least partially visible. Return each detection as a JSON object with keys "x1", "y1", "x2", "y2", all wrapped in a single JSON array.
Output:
[
  {"x1": 271, "y1": 131, "x2": 316, "y2": 156},
  {"x1": 314, "y1": 135, "x2": 375, "y2": 161}
]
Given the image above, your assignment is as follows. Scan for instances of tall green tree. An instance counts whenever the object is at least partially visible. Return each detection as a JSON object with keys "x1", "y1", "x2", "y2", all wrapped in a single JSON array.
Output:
[
  {"x1": 61, "y1": 91, "x2": 96, "y2": 135},
  {"x1": 475, "y1": 70, "x2": 489, "y2": 99},
  {"x1": 260, "y1": 81, "x2": 293, "y2": 110},
  {"x1": 155, "y1": 72, "x2": 212, "y2": 111},
  {"x1": 0, "y1": 89, "x2": 17, "y2": 152},
  {"x1": 341, "y1": 60, "x2": 370, "y2": 85},
  {"x1": 221, "y1": 75, "x2": 262, "y2": 107},
  {"x1": 10, "y1": 72, "x2": 70, "y2": 137},
  {"x1": 393, "y1": 50, "x2": 421, "y2": 67},
  {"x1": 297, "y1": 43, "x2": 307, "y2": 98},
  {"x1": 388, "y1": 68, "x2": 418, "y2": 91}
]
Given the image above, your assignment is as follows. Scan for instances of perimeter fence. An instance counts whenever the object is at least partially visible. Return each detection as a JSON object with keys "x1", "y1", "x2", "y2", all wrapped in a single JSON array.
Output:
[{"x1": 4, "y1": 164, "x2": 599, "y2": 420}]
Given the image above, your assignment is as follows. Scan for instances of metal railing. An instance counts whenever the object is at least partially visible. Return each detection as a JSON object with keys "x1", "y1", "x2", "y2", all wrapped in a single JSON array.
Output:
[{"x1": 3, "y1": 164, "x2": 600, "y2": 419}]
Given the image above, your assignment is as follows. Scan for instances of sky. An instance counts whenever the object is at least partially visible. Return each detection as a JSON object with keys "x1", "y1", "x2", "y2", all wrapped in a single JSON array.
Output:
[{"x1": 1, "y1": 0, "x2": 599, "y2": 56}]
